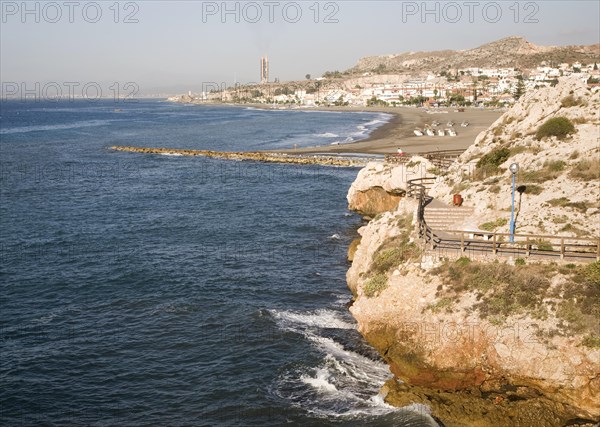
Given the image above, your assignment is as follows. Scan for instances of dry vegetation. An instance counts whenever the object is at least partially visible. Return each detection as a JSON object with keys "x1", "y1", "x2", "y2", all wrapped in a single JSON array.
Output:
[
  {"x1": 429, "y1": 258, "x2": 600, "y2": 347},
  {"x1": 363, "y1": 213, "x2": 420, "y2": 297}
]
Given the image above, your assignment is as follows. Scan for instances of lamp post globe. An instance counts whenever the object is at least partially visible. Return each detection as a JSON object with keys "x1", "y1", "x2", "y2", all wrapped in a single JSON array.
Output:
[{"x1": 509, "y1": 163, "x2": 519, "y2": 175}]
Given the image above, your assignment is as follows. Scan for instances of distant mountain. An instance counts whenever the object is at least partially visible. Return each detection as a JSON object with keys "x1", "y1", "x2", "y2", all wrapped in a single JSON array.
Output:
[{"x1": 350, "y1": 36, "x2": 600, "y2": 74}]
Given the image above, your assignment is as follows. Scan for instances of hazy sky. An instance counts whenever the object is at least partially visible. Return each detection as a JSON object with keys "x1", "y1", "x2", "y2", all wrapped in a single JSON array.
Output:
[{"x1": 1, "y1": 1, "x2": 599, "y2": 94}]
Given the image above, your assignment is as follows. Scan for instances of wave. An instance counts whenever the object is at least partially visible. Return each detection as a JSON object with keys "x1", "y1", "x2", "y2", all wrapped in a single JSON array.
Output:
[
  {"x1": 268, "y1": 307, "x2": 440, "y2": 425},
  {"x1": 0, "y1": 119, "x2": 113, "y2": 135},
  {"x1": 315, "y1": 132, "x2": 339, "y2": 138},
  {"x1": 269, "y1": 308, "x2": 356, "y2": 331}
]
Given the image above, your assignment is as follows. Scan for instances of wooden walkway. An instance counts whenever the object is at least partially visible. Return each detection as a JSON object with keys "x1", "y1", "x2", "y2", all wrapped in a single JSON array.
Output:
[{"x1": 404, "y1": 163, "x2": 599, "y2": 262}]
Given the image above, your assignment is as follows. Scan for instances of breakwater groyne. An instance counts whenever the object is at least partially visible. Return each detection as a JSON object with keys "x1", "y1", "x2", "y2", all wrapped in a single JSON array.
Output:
[{"x1": 110, "y1": 146, "x2": 373, "y2": 167}]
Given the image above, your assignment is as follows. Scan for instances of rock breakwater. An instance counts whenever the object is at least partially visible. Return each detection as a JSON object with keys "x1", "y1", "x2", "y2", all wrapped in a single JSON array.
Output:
[{"x1": 110, "y1": 146, "x2": 370, "y2": 167}]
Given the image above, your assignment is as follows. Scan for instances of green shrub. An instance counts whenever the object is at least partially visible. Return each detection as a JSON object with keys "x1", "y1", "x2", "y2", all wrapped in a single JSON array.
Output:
[
  {"x1": 583, "y1": 261, "x2": 600, "y2": 287},
  {"x1": 455, "y1": 257, "x2": 471, "y2": 266},
  {"x1": 535, "y1": 117, "x2": 575, "y2": 140},
  {"x1": 372, "y1": 248, "x2": 405, "y2": 273},
  {"x1": 474, "y1": 147, "x2": 511, "y2": 180},
  {"x1": 476, "y1": 147, "x2": 510, "y2": 169},
  {"x1": 582, "y1": 334, "x2": 600, "y2": 349},
  {"x1": 531, "y1": 239, "x2": 553, "y2": 251},
  {"x1": 515, "y1": 258, "x2": 526, "y2": 266},
  {"x1": 427, "y1": 297, "x2": 453, "y2": 313},
  {"x1": 363, "y1": 273, "x2": 388, "y2": 297},
  {"x1": 479, "y1": 218, "x2": 508, "y2": 231}
]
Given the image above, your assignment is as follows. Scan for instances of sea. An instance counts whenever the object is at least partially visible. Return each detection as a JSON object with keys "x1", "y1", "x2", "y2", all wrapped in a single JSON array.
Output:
[{"x1": 0, "y1": 99, "x2": 440, "y2": 426}]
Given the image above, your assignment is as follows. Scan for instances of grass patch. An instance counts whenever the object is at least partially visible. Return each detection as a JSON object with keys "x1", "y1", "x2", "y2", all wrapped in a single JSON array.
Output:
[
  {"x1": 479, "y1": 218, "x2": 508, "y2": 231},
  {"x1": 432, "y1": 260, "x2": 600, "y2": 337},
  {"x1": 560, "y1": 224, "x2": 587, "y2": 237},
  {"x1": 547, "y1": 197, "x2": 569, "y2": 207},
  {"x1": 560, "y1": 95, "x2": 583, "y2": 108},
  {"x1": 363, "y1": 273, "x2": 388, "y2": 298},
  {"x1": 363, "y1": 213, "x2": 420, "y2": 298},
  {"x1": 582, "y1": 334, "x2": 600, "y2": 349},
  {"x1": 529, "y1": 239, "x2": 554, "y2": 251},
  {"x1": 522, "y1": 160, "x2": 566, "y2": 183},
  {"x1": 432, "y1": 262, "x2": 553, "y2": 319},
  {"x1": 427, "y1": 297, "x2": 453, "y2": 313},
  {"x1": 535, "y1": 116, "x2": 575, "y2": 140},
  {"x1": 547, "y1": 199, "x2": 589, "y2": 213},
  {"x1": 569, "y1": 158, "x2": 600, "y2": 181},
  {"x1": 568, "y1": 150, "x2": 580, "y2": 160},
  {"x1": 523, "y1": 184, "x2": 543, "y2": 195},
  {"x1": 451, "y1": 181, "x2": 470, "y2": 194},
  {"x1": 552, "y1": 215, "x2": 568, "y2": 224}
]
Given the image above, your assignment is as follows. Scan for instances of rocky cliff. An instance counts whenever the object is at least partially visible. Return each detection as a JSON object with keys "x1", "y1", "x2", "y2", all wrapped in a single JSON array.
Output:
[
  {"x1": 346, "y1": 79, "x2": 600, "y2": 426},
  {"x1": 429, "y1": 76, "x2": 600, "y2": 237}
]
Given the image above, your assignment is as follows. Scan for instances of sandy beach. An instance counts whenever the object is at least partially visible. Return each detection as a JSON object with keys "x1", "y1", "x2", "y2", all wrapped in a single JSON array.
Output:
[{"x1": 271, "y1": 105, "x2": 503, "y2": 155}]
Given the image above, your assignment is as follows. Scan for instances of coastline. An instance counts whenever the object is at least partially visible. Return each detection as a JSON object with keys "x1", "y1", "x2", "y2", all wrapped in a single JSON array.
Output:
[
  {"x1": 271, "y1": 105, "x2": 503, "y2": 155},
  {"x1": 171, "y1": 101, "x2": 503, "y2": 156}
]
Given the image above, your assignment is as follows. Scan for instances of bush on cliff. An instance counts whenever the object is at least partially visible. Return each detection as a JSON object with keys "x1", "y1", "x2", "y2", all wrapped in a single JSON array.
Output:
[
  {"x1": 363, "y1": 273, "x2": 388, "y2": 297},
  {"x1": 474, "y1": 147, "x2": 511, "y2": 179},
  {"x1": 431, "y1": 260, "x2": 600, "y2": 340},
  {"x1": 535, "y1": 117, "x2": 575, "y2": 140}
]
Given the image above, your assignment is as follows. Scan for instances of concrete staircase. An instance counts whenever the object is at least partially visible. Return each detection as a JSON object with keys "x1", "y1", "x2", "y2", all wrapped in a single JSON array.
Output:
[{"x1": 424, "y1": 199, "x2": 475, "y2": 230}]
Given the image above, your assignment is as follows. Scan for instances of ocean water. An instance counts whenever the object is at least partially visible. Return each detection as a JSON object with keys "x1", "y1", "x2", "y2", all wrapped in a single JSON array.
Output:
[{"x1": 0, "y1": 100, "x2": 439, "y2": 426}]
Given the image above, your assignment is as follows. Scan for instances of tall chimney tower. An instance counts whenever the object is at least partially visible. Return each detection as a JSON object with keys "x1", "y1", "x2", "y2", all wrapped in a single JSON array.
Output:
[{"x1": 260, "y1": 56, "x2": 269, "y2": 84}]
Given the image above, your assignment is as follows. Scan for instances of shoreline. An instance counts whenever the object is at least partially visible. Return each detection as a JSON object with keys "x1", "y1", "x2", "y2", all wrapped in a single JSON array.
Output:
[
  {"x1": 269, "y1": 105, "x2": 503, "y2": 155},
  {"x1": 170, "y1": 101, "x2": 503, "y2": 156}
]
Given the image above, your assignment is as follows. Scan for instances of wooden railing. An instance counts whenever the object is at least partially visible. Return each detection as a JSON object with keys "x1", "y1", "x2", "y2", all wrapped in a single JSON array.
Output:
[
  {"x1": 384, "y1": 149, "x2": 464, "y2": 167},
  {"x1": 440, "y1": 230, "x2": 599, "y2": 260},
  {"x1": 406, "y1": 177, "x2": 600, "y2": 261}
]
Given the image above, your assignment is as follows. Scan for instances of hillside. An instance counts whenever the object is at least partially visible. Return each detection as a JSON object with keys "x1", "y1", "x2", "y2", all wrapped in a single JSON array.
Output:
[
  {"x1": 350, "y1": 36, "x2": 600, "y2": 74},
  {"x1": 429, "y1": 76, "x2": 600, "y2": 237},
  {"x1": 345, "y1": 77, "x2": 600, "y2": 425}
]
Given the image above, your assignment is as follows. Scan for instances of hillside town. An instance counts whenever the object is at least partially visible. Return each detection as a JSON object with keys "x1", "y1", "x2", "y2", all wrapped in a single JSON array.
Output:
[{"x1": 171, "y1": 61, "x2": 600, "y2": 108}]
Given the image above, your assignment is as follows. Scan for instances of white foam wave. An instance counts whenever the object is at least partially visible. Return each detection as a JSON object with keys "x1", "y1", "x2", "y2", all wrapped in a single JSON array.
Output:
[
  {"x1": 328, "y1": 234, "x2": 341, "y2": 240},
  {"x1": 300, "y1": 367, "x2": 339, "y2": 394},
  {"x1": 269, "y1": 308, "x2": 356, "y2": 331},
  {"x1": 315, "y1": 132, "x2": 339, "y2": 138},
  {"x1": 0, "y1": 119, "x2": 113, "y2": 135},
  {"x1": 160, "y1": 152, "x2": 183, "y2": 156}
]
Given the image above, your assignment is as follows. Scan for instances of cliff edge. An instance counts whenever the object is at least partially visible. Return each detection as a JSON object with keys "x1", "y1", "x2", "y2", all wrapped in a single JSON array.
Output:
[{"x1": 346, "y1": 78, "x2": 600, "y2": 426}]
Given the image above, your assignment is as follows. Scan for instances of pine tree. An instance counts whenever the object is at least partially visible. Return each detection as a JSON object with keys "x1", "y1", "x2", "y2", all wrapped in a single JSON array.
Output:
[{"x1": 514, "y1": 76, "x2": 526, "y2": 101}]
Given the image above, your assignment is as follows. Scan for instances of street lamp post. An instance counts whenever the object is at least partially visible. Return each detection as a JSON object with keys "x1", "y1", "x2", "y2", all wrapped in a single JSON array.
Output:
[{"x1": 509, "y1": 163, "x2": 519, "y2": 243}]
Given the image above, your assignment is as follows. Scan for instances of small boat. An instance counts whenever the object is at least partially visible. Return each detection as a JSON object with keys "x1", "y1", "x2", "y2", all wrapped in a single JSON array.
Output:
[
  {"x1": 437, "y1": 129, "x2": 445, "y2": 136},
  {"x1": 447, "y1": 129, "x2": 457, "y2": 136},
  {"x1": 461, "y1": 121, "x2": 469, "y2": 127},
  {"x1": 413, "y1": 129, "x2": 424, "y2": 136},
  {"x1": 425, "y1": 128, "x2": 435, "y2": 136},
  {"x1": 447, "y1": 121, "x2": 454, "y2": 127}
]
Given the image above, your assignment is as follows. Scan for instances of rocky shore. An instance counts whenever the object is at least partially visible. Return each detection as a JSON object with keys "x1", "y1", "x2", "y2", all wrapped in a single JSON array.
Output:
[{"x1": 345, "y1": 78, "x2": 600, "y2": 426}]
